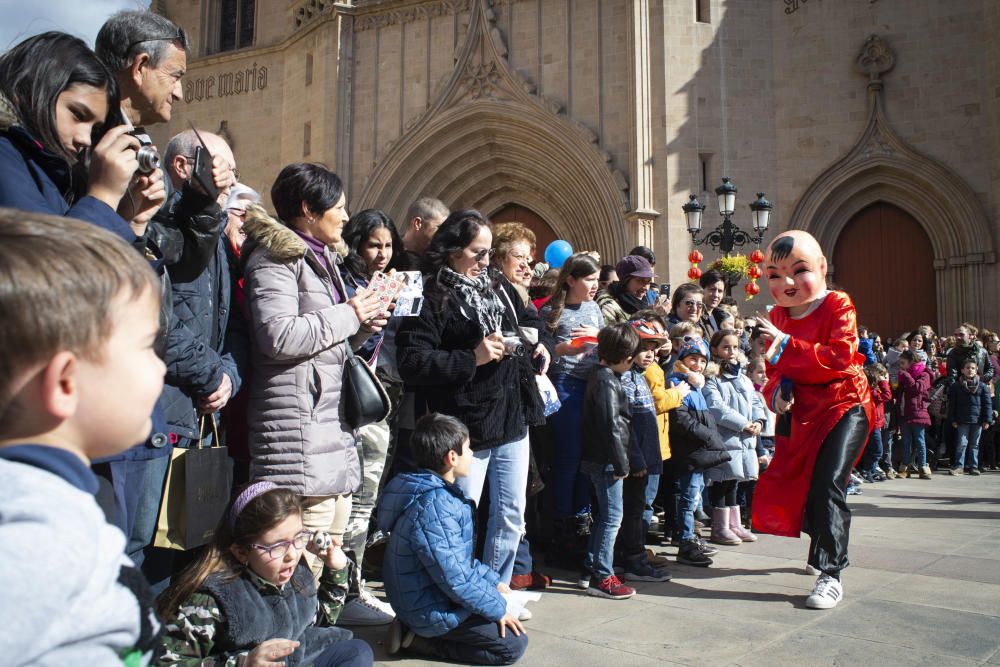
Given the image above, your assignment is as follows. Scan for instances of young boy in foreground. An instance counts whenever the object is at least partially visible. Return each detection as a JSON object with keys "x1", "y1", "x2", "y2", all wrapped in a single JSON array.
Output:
[
  {"x1": 379, "y1": 413, "x2": 527, "y2": 665},
  {"x1": 0, "y1": 209, "x2": 166, "y2": 663}
]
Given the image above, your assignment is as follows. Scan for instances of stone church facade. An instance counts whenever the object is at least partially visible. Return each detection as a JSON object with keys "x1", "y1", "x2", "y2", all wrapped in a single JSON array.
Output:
[{"x1": 152, "y1": 0, "x2": 1000, "y2": 334}]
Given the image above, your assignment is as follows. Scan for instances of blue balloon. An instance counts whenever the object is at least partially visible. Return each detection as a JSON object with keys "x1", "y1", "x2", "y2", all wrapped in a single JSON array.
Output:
[{"x1": 544, "y1": 240, "x2": 574, "y2": 269}]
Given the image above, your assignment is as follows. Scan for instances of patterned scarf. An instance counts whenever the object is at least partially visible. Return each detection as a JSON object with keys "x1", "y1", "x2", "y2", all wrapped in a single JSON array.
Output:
[
  {"x1": 961, "y1": 375, "x2": 981, "y2": 394},
  {"x1": 436, "y1": 266, "x2": 506, "y2": 337}
]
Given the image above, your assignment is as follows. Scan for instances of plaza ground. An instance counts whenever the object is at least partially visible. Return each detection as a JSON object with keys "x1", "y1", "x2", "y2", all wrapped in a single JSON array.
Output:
[{"x1": 355, "y1": 469, "x2": 1000, "y2": 666}]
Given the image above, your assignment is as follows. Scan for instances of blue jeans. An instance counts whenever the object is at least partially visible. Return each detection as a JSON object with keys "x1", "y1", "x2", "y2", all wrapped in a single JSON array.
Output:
[
  {"x1": 312, "y1": 639, "x2": 375, "y2": 667},
  {"x1": 901, "y1": 423, "x2": 927, "y2": 468},
  {"x1": 585, "y1": 468, "x2": 624, "y2": 579},
  {"x1": 953, "y1": 423, "x2": 983, "y2": 470},
  {"x1": 420, "y1": 614, "x2": 528, "y2": 665},
  {"x1": 457, "y1": 433, "x2": 530, "y2": 584},
  {"x1": 675, "y1": 470, "x2": 701, "y2": 542},
  {"x1": 548, "y1": 375, "x2": 592, "y2": 519},
  {"x1": 642, "y1": 473, "x2": 660, "y2": 536},
  {"x1": 863, "y1": 428, "x2": 883, "y2": 474},
  {"x1": 512, "y1": 535, "x2": 533, "y2": 577}
]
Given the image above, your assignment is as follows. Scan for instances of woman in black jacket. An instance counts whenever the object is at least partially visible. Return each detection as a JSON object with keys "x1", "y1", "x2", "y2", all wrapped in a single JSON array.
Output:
[{"x1": 396, "y1": 209, "x2": 554, "y2": 584}]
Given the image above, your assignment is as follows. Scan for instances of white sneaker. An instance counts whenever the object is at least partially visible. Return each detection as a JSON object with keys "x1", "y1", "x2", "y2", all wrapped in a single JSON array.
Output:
[
  {"x1": 518, "y1": 607, "x2": 533, "y2": 621},
  {"x1": 805, "y1": 564, "x2": 820, "y2": 575},
  {"x1": 338, "y1": 588, "x2": 396, "y2": 626},
  {"x1": 805, "y1": 573, "x2": 843, "y2": 609}
]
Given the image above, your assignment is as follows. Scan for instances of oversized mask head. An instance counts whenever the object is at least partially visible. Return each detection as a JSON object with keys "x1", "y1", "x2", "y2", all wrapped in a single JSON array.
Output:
[{"x1": 764, "y1": 230, "x2": 828, "y2": 308}]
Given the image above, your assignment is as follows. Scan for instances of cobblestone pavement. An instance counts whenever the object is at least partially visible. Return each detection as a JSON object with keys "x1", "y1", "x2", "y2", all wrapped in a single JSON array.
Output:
[{"x1": 354, "y1": 470, "x2": 1000, "y2": 666}]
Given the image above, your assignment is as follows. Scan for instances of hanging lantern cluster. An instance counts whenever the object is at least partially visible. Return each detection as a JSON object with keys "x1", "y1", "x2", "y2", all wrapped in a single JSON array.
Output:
[
  {"x1": 744, "y1": 248, "x2": 765, "y2": 300},
  {"x1": 687, "y1": 250, "x2": 703, "y2": 281}
]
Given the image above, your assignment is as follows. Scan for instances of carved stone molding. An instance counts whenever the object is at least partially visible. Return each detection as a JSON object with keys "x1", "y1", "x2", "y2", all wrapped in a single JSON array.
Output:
[
  {"x1": 354, "y1": 0, "x2": 631, "y2": 256},
  {"x1": 856, "y1": 34, "x2": 894, "y2": 81},
  {"x1": 354, "y1": 0, "x2": 471, "y2": 32},
  {"x1": 787, "y1": 34, "x2": 994, "y2": 329},
  {"x1": 293, "y1": 0, "x2": 337, "y2": 29}
]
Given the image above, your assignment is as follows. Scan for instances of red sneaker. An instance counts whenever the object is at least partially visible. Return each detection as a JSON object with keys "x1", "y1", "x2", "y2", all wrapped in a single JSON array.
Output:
[
  {"x1": 509, "y1": 571, "x2": 551, "y2": 590},
  {"x1": 586, "y1": 574, "x2": 635, "y2": 600}
]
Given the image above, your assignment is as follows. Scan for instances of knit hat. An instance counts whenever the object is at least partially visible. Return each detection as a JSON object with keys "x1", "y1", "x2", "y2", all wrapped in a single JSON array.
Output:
[
  {"x1": 677, "y1": 338, "x2": 710, "y2": 361},
  {"x1": 615, "y1": 255, "x2": 654, "y2": 280}
]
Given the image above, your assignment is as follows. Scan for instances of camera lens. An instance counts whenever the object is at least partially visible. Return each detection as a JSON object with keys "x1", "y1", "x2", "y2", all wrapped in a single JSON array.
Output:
[{"x1": 136, "y1": 145, "x2": 160, "y2": 174}]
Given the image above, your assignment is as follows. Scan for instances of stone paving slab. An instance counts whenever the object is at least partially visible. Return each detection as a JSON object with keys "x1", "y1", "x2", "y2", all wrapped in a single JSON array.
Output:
[{"x1": 354, "y1": 471, "x2": 1000, "y2": 666}]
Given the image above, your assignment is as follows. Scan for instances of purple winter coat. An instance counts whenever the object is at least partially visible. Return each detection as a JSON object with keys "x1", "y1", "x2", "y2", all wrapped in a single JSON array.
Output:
[{"x1": 899, "y1": 363, "x2": 933, "y2": 426}]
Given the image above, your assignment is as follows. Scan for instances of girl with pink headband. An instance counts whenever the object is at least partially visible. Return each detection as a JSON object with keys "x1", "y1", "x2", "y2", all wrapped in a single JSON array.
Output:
[{"x1": 157, "y1": 483, "x2": 374, "y2": 666}]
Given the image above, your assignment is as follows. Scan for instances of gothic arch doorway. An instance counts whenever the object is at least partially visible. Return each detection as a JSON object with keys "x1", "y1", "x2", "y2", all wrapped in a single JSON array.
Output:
[
  {"x1": 490, "y1": 204, "x2": 557, "y2": 258},
  {"x1": 832, "y1": 202, "x2": 937, "y2": 338}
]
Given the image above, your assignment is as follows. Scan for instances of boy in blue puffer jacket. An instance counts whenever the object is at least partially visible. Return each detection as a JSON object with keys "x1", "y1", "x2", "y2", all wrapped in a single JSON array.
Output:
[{"x1": 378, "y1": 413, "x2": 527, "y2": 665}]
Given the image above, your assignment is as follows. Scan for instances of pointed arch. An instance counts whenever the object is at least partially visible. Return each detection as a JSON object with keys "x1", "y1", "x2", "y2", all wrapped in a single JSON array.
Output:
[
  {"x1": 354, "y1": 0, "x2": 630, "y2": 258},
  {"x1": 787, "y1": 80, "x2": 994, "y2": 330}
]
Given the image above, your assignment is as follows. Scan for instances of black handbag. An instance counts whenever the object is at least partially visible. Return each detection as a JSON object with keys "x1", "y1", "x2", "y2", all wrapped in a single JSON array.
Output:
[{"x1": 342, "y1": 343, "x2": 390, "y2": 429}]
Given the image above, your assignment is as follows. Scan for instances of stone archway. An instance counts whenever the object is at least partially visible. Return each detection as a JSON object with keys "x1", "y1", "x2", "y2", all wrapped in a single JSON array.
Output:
[
  {"x1": 786, "y1": 36, "x2": 995, "y2": 331},
  {"x1": 354, "y1": 0, "x2": 630, "y2": 259}
]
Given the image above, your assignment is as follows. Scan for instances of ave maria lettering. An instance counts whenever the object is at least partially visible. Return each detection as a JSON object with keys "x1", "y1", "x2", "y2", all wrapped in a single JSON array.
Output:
[{"x1": 184, "y1": 62, "x2": 268, "y2": 103}]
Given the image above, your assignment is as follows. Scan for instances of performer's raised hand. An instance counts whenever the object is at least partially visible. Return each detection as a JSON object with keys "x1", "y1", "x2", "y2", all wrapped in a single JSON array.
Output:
[{"x1": 754, "y1": 311, "x2": 784, "y2": 343}]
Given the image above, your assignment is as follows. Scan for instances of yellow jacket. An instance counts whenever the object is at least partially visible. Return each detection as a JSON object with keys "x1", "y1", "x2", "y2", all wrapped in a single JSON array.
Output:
[{"x1": 643, "y1": 362, "x2": 685, "y2": 461}]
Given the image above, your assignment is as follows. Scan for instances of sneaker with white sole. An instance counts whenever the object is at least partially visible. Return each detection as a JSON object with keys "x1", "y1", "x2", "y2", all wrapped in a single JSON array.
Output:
[
  {"x1": 338, "y1": 588, "x2": 395, "y2": 626},
  {"x1": 517, "y1": 607, "x2": 533, "y2": 621},
  {"x1": 805, "y1": 573, "x2": 843, "y2": 609}
]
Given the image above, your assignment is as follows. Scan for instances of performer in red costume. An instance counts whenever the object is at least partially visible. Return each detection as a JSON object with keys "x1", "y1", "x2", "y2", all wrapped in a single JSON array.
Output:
[{"x1": 752, "y1": 230, "x2": 874, "y2": 610}]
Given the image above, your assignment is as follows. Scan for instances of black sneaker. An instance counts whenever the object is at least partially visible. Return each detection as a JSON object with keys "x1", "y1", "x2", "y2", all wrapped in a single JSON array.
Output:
[
  {"x1": 677, "y1": 540, "x2": 713, "y2": 567},
  {"x1": 695, "y1": 536, "x2": 719, "y2": 556}
]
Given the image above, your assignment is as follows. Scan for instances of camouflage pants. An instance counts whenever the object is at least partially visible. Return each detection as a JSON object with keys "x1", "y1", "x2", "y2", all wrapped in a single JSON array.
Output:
[{"x1": 343, "y1": 419, "x2": 390, "y2": 567}]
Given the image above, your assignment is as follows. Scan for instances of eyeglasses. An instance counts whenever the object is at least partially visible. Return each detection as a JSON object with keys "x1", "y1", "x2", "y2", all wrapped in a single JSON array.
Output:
[
  {"x1": 228, "y1": 209, "x2": 247, "y2": 220},
  {"x1": 681, "y1": 300, "x2": 703, "y2": 309},
  {"x1": 509, "y1": 253, "x2": 532, "y2": 264},
  {"x1": 250, "y1": 530, "x2": 313, "y2": 561},
  {"x1": 472, "y1": 248, "x2": 496, "y2": 262}
]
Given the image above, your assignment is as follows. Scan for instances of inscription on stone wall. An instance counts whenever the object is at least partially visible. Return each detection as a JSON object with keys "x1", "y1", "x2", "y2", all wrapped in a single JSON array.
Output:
[
  {"x1": 785, "y1": 0, "x2": 878, "y2": 15},
  {"x1": 184, "y1": 62, "x2": 269, "y2": 104}
]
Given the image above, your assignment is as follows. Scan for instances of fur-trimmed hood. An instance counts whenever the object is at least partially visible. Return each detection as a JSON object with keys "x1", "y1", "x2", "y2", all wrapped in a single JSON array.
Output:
[
  {"x1": 0, "y1": 93, "x2": 20, "y2": 132},
  {"x1": 242, "y1": 204, "x2": 308, "y2": 263},
  {"x1": 242, "y1": 204, "x2": 349, "y2": 265}
]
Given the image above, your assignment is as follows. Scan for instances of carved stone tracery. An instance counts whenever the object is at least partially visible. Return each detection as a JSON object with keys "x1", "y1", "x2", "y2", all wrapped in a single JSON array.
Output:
[
  {"x1": 788, "y1": 34, "x2": 994, "y2": 330},
  {"x1": 354, "y1": 0, "x2": 631, "y2": 256}
]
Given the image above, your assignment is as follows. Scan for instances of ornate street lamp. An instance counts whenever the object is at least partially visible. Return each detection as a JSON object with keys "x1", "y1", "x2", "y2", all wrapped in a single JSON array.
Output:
[{"x1": 684, "y1": 177, "x2": 771, "y2": 255}]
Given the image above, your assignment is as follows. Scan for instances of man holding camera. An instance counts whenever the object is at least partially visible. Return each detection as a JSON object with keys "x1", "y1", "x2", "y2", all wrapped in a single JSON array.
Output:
[{"x1": 91, "y1": 11, "x2": 238, "y2": 588}]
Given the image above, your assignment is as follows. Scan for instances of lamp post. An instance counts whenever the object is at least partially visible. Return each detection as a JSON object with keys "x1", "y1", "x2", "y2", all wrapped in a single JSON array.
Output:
[{"x1": 683, "y1": 177, "x2": 772, "y2": 254}]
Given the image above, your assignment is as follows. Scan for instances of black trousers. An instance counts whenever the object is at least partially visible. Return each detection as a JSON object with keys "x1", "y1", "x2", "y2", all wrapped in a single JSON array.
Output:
[
  {"x1": 803, "y1": 405, "x2": 869, "y2": 577},
  {"x1": 615, "y1": 474, "x2": 649, "y2": 560}
]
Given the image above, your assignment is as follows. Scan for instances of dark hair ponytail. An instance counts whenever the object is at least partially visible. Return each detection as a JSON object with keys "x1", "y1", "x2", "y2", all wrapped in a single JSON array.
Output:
[
  {"x1": 156, "y1": 486, "x2": 303, "y2": 619},
  {"x1": 0, "y1": 31, "x2": 119, "y2": 163}
]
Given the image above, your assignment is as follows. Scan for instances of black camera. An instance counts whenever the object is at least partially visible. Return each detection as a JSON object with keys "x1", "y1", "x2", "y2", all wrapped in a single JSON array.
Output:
[
  {"x1": 501, "y1": 332, "x2": 525, "y2": 358},
  {"x1": 127, "y1": 127, "x2": 160, "y2": 175}
]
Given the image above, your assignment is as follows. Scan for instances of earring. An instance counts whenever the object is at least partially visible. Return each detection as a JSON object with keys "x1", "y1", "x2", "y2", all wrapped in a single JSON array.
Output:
[{"x1": 307, "y1": 217, "x2": 315, "y2": 225}]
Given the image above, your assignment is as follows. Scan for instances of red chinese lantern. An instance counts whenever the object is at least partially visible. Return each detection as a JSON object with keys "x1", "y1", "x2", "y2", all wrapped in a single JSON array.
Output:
[
  {"x1": 687, "y1": 266, "x2": 702, "y2": 280},
  {"x1": 748, "y1": 265, "x2": 762, "y2": 280},
  {"x1": 744, "y1": 281, "x2": 760, "y2": 296},
  {"x1": 749, "y1": 248, "x2": 765, "y2": 265},
  {"x1": 688, "y1": 250, "x2": 703, "y2": 264}
]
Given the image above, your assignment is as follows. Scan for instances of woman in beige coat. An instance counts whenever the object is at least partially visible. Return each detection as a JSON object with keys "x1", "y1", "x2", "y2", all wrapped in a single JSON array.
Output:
[{"x1": 241, "y1": 163, "x2": 384, "y2": 574}]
